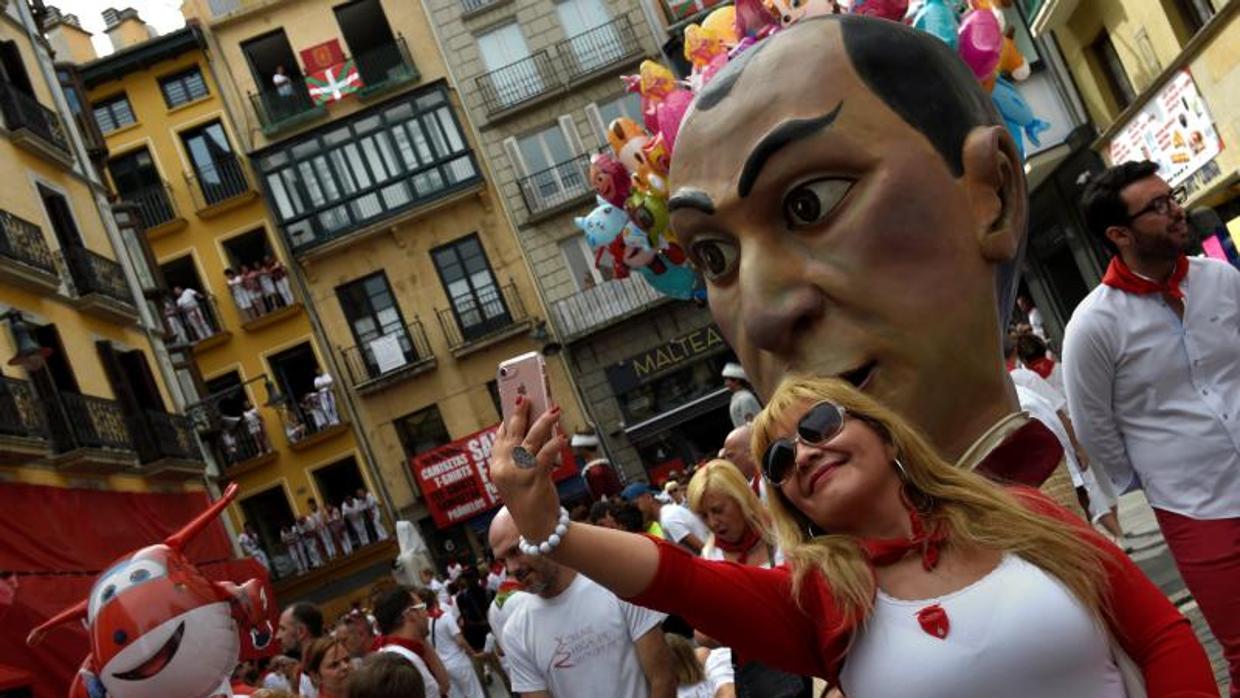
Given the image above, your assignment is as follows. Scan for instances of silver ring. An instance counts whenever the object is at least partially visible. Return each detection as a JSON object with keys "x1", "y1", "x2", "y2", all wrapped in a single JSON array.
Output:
[{"x1": 512, "y1": 446, "x2": 537, "y2": 469}]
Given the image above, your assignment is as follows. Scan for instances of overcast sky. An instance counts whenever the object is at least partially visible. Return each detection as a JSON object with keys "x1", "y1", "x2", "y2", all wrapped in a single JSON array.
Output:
[{"x1": 49, "y1": 0, "x2": 187, "y2": 57}]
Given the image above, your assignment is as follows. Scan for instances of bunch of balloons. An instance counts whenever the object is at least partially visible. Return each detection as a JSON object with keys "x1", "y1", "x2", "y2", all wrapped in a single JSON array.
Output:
[{"x1": 578, "y1": 0, "x2": 1049, "y2": 302}]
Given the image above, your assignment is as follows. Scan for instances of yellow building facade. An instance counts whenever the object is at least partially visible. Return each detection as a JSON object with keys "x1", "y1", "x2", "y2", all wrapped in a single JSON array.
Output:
[
  {"x1": 178, "y1": 0, "x2": 589, "y2": 567},
  {"x1": 78, "y1": 23, "x2": 397, "y2": 616},
  {"x1": 0, "y1": 1, "x2": 205, "y2": 494},
  {"x1": 1031, "y1": 0, "x2": 1238, "y2": 230}
]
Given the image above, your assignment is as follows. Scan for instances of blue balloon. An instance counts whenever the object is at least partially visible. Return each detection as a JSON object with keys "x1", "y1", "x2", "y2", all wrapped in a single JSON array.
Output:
[
  {"x1": 638, "y1": 260, "x2": 700, "y2": 301},
  {"x1": 912, "y1": 0, "x2": 959, "y2": 50},
  {"x1": 991, "y1": 76, "x2": 1051, "y2": 159}
]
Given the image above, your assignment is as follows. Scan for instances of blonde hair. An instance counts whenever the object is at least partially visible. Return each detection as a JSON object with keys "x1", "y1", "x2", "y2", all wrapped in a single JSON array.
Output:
[
  {"x1": 751, "y1": 375, "x2": 1108, "y2": 627},
  {"x1": 664, "y1": 633, "x2": 706, "y2": 686},
  {"x1": 686, "y1": 459, "x2": 774, "y2": 550}
]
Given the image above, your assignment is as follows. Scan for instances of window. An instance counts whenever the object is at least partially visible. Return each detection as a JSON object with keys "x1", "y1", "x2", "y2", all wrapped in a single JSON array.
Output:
[
  {"x1": 222, "y1": 228, "x2": 276, "y2": 268},
  {"x1": 1169, "y1": 0, "x2": 1215, "y2": 41},
  {"x1": 57, "y1": 69, "x2": 83, "y2": 115},
  {"x1": 477, "y1": 23, "x2": 541, "y2": 107},
  {"x1": 587, "y1": 92, "x2": 641, "y2": 142},
  {"x1": 432, "y1": 234, "x2": 510, "y2": 341},
  {"x1": 334, "y1": 0, "x2": 402, "y2": 86},
  {"x1": 0, "y1": 40, "x2": 35, "y2": 96},
  {"x1": 556, "y1": 0, "x2": 617, "y2": 73},
  {"x1": 181, "y1": 121, "x2": 245, "y2": 205},
  {"x1": 109, "y1": 149, "x2": 175, "y2": 227},
  {"x1": 394, "y1": 405, "x2": 451, "y2": 458},
  {"x1": 159, "y1": 66, "x2": 208, "y2": 108},
  {"x1": 508, "y1": 119, "x2": 589, "y2": 212},
  {"x1": 560, "y1": 235, "x2": 606, "y2": 291},
  {"x1": 1087, "y1": 31, "x2": 1135, "y2": 112},
  {"x1": 256, "y1": 86, "x2": 477, "y2": 251},
  {"x1": 336, "y1": 272, "x2": 417, "y2": 378},
  {"x1": 38, "y1": 185, "x2": 83, "y2": 249},
  {"x1": 92, "y1": 94, "x2": 135, "y2": 133}
]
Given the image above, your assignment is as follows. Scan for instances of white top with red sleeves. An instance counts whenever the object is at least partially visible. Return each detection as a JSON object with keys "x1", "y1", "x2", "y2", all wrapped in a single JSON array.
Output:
[{"x1": 840, "y1": 555, "x2": 1126, "y2": 698}]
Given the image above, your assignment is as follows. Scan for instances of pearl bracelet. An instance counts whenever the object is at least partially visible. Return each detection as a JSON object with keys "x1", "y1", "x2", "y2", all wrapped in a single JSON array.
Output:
[{"x1": 518, "y1": 507, "x2": 571, "y2": 556}]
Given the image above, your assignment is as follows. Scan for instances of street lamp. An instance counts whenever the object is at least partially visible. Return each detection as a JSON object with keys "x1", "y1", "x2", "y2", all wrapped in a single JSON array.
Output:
[{"x1": 4, "y1": 310, "x2": 51, "y2": 371}]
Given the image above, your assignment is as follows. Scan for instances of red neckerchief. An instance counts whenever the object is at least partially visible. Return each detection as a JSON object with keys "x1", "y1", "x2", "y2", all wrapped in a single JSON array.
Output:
[
  {"x1": 713, "y1": 527, "x2": 764, "y2": 564},
  {"x1": 1027, "y1": 357, "x2": 1055, "y2": 380},
  {"x1": 750, "y1": 474, "x2": 762, "y2": 498},
  {"x1": 859, "y1": 509, "x2": 946, "y2": 571},
  {"x1": 1005, "y1": 356, "x2": 1016, "y2": 371},
  {"x1": 427, "y1": 608, "x2": 444, "y2": 620},
  {"x1": 373, "y1": 634, "x2": 425, "y2": 657},
  {"x1": 1102, "y1": 254, "x2": 1189, "y2": 301}
]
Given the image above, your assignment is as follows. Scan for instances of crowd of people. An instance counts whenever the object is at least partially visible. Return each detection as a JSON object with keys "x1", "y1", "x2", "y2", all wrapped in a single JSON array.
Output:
[{"x1": 237, "y1": 489, "x2": 390, "y2": 579}]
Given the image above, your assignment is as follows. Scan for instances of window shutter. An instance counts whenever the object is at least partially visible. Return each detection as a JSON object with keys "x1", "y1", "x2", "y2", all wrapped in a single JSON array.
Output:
[
  {"x1": 558, "y1": 114, "x2": 585, "y2": 156},
  {"x1": 584, "y1": 103, "x2": 606, "y2": 148},
  {"x1": 502, "y1": 136, "x2": 528, "y2": 177}
]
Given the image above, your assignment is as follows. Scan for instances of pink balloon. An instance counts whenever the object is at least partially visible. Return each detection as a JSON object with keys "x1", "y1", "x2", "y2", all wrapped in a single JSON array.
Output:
[
  {"x1": 657, "y1": 90, "x2": 693, "y2": 151},
  {"x1": 958, "y1": 10, "x2": 1002, "y2": 81}
]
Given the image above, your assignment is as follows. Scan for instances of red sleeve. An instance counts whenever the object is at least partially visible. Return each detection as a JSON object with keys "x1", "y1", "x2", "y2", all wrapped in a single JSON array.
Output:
[
  {"x1": 1012, "y1": 487, "x2": 1217, "y2": 697},
  {"x1": 625, "y1": 537, "x2": 849, "y2": 680}
]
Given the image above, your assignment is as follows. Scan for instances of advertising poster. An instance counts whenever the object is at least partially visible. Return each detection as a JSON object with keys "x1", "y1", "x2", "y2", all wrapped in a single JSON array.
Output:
[{"x1": 1108, "y1": 69, "x2": 1222, "y2": 188}]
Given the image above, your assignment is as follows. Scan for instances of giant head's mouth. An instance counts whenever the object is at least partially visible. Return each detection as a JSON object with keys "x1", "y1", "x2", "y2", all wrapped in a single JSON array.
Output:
[
  {"x1": 112, "y1": 622, "x2": 184, "y2": 681},
  {"x1": 839, "y1": 361, "x2": 876, "y2": 390}
]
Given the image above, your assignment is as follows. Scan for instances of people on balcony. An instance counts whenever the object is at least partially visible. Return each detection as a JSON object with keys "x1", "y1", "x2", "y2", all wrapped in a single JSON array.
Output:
[
  {"x1": 241, "y1": 400, "x2": 272, "y2": 456},
  {"x1": 328, "y1": 503, "x2": 353, "y2": 556},
  {"x1": 238, "y1": 522, "x2": 270, "y2": 571},
  {"x1": 174, "y1": 286, "x2": 214, "y2": 341},
  {"x1": 308, "y1": 498, "x2": 338, "y2": 561},
  {"x1": 268, "y1": 256, "x2": 294, "y2": 306},
  {"x1": 281, "y1": 523, "x2": 307, "y2": 575},
  {"x1": 299, "y1": 515, "x2": 324, "y2": 568},
  {"x1": 343, "y1": 494, "x2": 371, "y2": 548},
  {"x1": 162, "y1": 296, "x2": 189, "y2": 345},
  {"x1": 273, "y1": 65, "x2": 294, "y2": 97},
  {"x1": 359, "y1": 487, "x2": 389, "y2": 542},
  {"x1": 315, "y1": 369, "x2": 340, "y2": 424},
  {"x1": 225, "y1": 268, "x2": 256, "y2": 321}
]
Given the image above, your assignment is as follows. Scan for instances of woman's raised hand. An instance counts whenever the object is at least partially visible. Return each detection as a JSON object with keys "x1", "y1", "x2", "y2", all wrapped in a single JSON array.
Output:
[{"x1": 490, "y1": 396, "x2": 565, "y2": 542}]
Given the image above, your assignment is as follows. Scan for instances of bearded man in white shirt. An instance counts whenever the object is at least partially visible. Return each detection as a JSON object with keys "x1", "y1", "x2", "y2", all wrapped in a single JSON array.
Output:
[
  {"x1": 1065, "y1": 159, "x2": 1240, "y2": 693},
  {"x1": 488, "y1": 508, "x2": 675, "y2": 698}
]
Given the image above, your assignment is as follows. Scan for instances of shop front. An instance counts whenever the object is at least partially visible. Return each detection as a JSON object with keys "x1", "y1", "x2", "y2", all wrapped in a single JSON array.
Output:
[{"x1": 605, "y1": 324, "x2": 737, "y2": 484}]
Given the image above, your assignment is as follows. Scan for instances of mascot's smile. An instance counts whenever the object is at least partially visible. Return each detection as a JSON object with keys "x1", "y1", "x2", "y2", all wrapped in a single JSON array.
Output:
[{"x1": 112, "y1": 621, "x2": 184, "y2": 681}]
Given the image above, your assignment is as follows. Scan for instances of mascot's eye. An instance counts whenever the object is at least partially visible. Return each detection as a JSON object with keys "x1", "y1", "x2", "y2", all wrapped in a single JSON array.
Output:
[
  {"x1": 130, "y1": 569, "x2": 150, "y2": 583},
  {"x1": 688, "y1": 238, "x2": 738, "y2": 281},
  {"x1": 782, "y1": 178, "x2": 853, "y2": 229},
  {"x1": 102, "y1": 585, "x2": 117, "y2": 601}
]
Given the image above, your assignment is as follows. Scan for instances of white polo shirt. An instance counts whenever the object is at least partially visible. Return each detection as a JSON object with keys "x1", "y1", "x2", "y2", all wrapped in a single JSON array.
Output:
[{"x1": 1062, "y1": 256, "x2": 1240, "y2": 519}]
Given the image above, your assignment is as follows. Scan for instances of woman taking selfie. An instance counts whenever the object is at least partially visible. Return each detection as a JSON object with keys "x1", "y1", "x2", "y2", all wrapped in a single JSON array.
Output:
[{"x1": 491, "y1": 377, "x2": 1215, "y2": 697}]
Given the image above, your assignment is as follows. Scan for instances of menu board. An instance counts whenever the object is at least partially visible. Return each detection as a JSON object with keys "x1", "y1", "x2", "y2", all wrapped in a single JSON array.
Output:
[{"x1": 1108, "y1": 69, "x2": 1222, "y2": 188}]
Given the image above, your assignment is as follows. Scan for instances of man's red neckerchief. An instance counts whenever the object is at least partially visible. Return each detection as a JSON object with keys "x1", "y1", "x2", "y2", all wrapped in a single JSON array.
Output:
[
  {"x1": 1027, "y1": 357, "x2": 1055, "y2": 380},
  {"x1": 1102, "y1": 254, "x2": 1189, "y2": 301}
]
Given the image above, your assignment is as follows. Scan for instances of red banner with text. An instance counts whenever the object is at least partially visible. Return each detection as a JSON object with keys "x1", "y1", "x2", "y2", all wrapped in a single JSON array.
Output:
[{"x1": 411, "y1": 424, "x2": 578, "y2": 529}]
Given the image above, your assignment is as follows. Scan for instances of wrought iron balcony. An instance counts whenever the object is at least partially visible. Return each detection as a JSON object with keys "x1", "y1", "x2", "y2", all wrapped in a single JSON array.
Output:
[
  {"x1": 340, "y1": 319, "x2": 434, "y2": 391},
  {"x1": 460, "y1": 0, "x2": 503, "y2": 12},
  {"x1": 475, "y1": 50, "x2": 560, "y2": 115},
  {"x1": 124, "y1": 182, "x2": 181, "y2": 230},
  {"x1": 0, "y1": 376, "x2": 47, "y2": 462},
  {"x1": 555, "y1": 15, "x2": 642, "y2": 83},
  {"x1": 189, "y1": 382, "x2": 275, "y2": 471},
  {"x1": 52, "y1": 392, "x2": 134, "y2": 454},
  {"x1": 141, "y1": 409, "x2": 204, "y2": 464},
  {"x1": 517, "y1": 152, "x2": 592, "y2": 217},
  {"x1": 0, "y1": 209, "x2": 58, "y2": 279},
  {"x1": 353, "y1": 36, "x2": 419, "y2": 96},
  {"x1": 164, "y1": 291, "x2": 227, "y2": 347},
  {"x1": 249, "y1": 82, "x2": 322, "y2": 135},
  {"x1": 281, "y1": 381, "x2": 348, "y2": 447},
  {"x1": 550, "y1": 275, "x2": 666, "y2": 343},
  {"x1": 63, "y1": 246, "x2": 136, "y2": 310},
  {"x1": 185, "y1": 154, "x2": 253, "y2": 210},
  {"x1": 0, "y1": 81, "x2": 73, "y2": 163},
  {"x1": 474, "y1": 14, "x2": 643, "y2": 117},
  {"x1": 436, "y1": 282, "x2": 529, "y2": 351}
]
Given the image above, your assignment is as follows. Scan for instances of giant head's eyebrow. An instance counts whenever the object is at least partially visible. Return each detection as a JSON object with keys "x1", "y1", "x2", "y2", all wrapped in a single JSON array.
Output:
[
  {"x1": 668, "y1": 189, "x2": 716, "y2": 214},
  {"x1": 738, "y1": 101, "x2": 844, "y2": 198}
]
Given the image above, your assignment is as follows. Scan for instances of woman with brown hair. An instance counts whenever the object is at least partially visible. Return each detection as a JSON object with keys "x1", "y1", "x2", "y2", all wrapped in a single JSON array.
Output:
[
  {"x1": 303, "y1": 636, "x2": 352, "y2": 698},
  {"x1": 489, "y1": 378, "x2": 1215, "y2": 697}
]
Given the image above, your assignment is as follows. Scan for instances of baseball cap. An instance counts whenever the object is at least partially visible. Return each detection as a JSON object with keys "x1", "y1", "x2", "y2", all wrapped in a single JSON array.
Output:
[{"x1": 620, "y1": 483, "x2": 658, "y2": 501}]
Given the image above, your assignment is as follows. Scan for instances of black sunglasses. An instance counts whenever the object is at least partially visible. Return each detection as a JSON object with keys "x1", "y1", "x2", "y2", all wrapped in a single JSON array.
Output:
[{"x1": 761, "y1": 401, "x2": 848, "y2": 486}]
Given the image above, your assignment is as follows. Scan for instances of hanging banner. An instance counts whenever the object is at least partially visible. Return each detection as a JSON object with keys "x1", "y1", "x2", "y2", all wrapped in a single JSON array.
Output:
[
  {"x1": 411, "y1": 424, "x2": 578, "y2": 529},
  {"x1": 1108, "y1": 69, "x2": 1223, "y2": 189},
  {"x1": 300, "y1": 39, "x2": 346, "y2": 74},
  {"x1": 307, "y1": 60, "x2": 363, "y2": 105}
]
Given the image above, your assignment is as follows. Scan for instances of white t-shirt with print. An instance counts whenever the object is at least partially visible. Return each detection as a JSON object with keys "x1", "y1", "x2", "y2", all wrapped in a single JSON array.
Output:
[
  {"x1": 504, "y1": 573, "x2": 666, "y2": 698},
  {"x1": 660, "y1": 503, "x2": 709, "y2": 547}
]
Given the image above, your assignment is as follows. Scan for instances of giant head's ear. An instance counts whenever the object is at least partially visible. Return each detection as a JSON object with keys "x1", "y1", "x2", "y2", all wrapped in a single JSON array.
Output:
[{"x1": 961, "y1": 125, "x2": 1026, "y2": 265}]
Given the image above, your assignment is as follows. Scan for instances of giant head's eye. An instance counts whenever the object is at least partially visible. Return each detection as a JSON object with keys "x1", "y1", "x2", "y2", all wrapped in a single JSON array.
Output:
[
  {"x1": 688, "y1": 238, "x2": 739, "y2": 281},
  {"x1": 783, "y1": 178, "x2": 853, "y2": 229}
]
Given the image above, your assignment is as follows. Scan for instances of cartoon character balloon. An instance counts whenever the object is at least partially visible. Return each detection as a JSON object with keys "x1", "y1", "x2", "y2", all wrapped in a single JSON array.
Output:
[
  {"x1": 991, "y1": 76, "x2": 1050, "y2": 158},
  {"x1": 850, "y1": 0, "x2": 909, "y2": 20},
  {"x1": 25, "y1": 483, "x2": 274, "y2": 698},
  {"x1": 957, "y1": 9, "x2": 1002, "y2": 81},
  {"x1": 913, "y1": 0, "x2": 960, "y2": 49},
  {"x1": 589, "y1": 153, "x2": 631, "y2": 208},
  {"x1": 606, "y1": 118, "x2": 666, "y2": 197},
  {"x1": 576, "y1": 198, "x2": 640, "y2": 277},
  {"x1": 764, "y1": 0, "x2": 838, "y2": 27}
]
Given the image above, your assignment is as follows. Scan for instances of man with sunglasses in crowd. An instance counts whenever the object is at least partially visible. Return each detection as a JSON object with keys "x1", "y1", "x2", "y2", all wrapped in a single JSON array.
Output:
[
  {"x1": 1064, "y1": 159, "x2": 1240, "y2": 693},
  {"x1": 373, "y1": 587, "x2": 449, "y2": 698}
]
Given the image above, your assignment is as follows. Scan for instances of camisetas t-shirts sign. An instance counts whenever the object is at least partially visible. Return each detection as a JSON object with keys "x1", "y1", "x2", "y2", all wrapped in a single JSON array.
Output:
[{"x1": 410, "y1": 424, "x2": 578, "y2": 528}]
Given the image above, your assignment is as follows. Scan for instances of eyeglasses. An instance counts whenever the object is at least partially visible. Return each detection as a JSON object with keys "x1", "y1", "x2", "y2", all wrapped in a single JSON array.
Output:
[
  {"x1": 403, "y1": 603, "x2": 427, "y2": 615},
  {"x1": 761, "y1": 401, "x2": 848, "y2": 486},
  {"x1": 1128, "y1": 187, "x2": 1186, "y2": 221}
]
